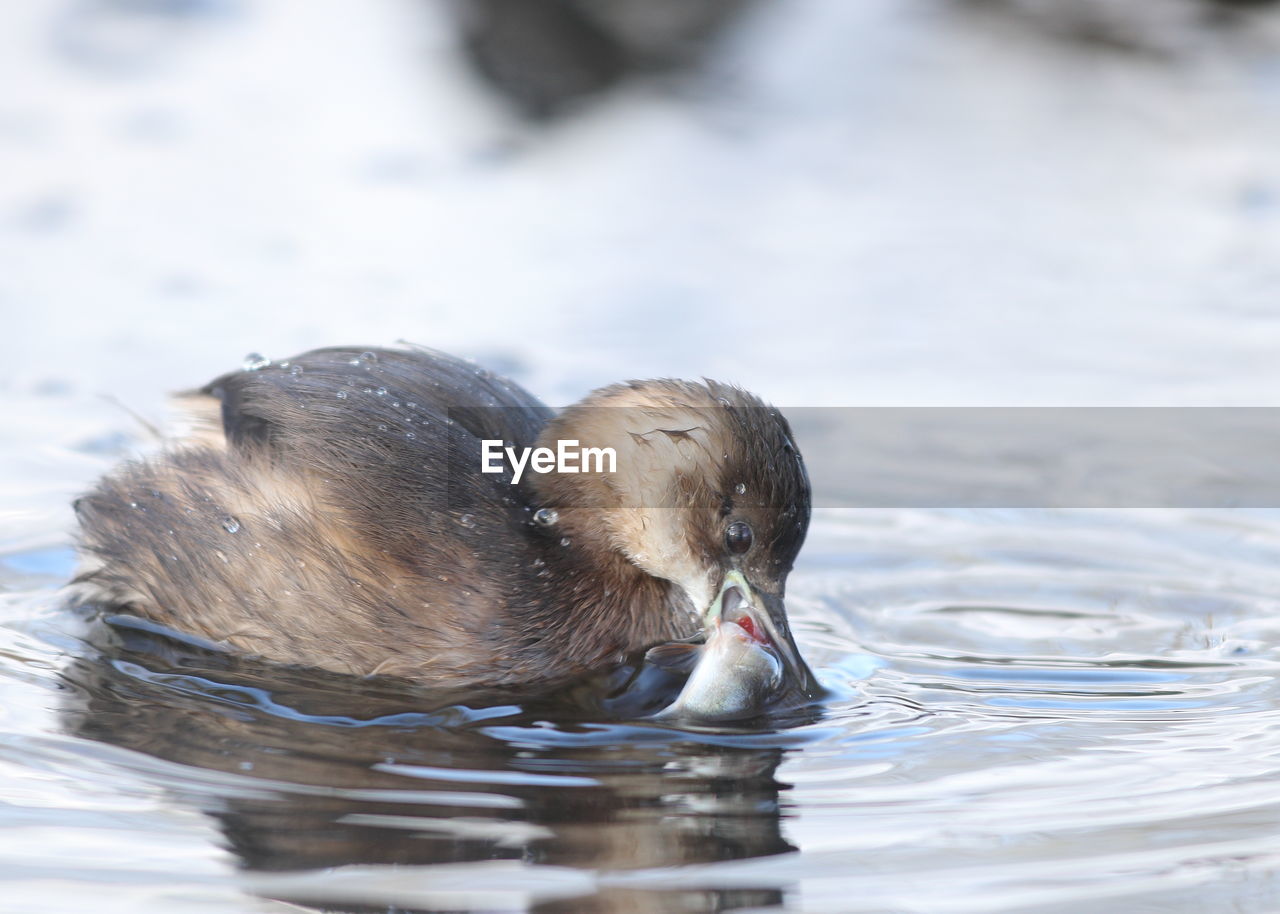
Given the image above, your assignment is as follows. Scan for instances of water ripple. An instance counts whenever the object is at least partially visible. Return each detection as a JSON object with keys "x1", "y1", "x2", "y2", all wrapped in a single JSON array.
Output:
[{"x1": 2, "y1": 508, "x2": 1280, "y2": 911}]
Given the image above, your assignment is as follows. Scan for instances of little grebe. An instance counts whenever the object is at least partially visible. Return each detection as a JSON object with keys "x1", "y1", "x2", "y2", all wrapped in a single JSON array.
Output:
[{"x1": 73, "y1": 346, "x2": 816, "y2": 712}]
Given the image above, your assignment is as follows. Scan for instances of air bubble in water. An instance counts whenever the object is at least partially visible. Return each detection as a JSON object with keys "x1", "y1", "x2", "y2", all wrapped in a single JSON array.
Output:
[
  {"x1": 459, "y1": 513, "x2": 476, "y2": 529},
  {"x1": 222, "y1": 516, "x2": 241, "y2": 533},
  {"x1": 336, "y1": 390, "x2": 348, "y2": 399},
  {"x1": 243, "y1": 353, "x2": 270, "y2": 371},
  {"x1": 735, "y1": 483, "x2": 746, "y2": 495}
]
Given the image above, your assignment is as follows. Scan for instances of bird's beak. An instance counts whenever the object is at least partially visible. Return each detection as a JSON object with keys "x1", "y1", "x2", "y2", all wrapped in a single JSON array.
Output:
[{"x1": 708, "y1": 569, "x2": 820, "y2": 701}]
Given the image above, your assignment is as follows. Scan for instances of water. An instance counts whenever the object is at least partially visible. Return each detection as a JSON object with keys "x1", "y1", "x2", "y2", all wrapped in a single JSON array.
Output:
[
  {"x1": 8, "y1": 0, "x2": 1280, "y2": 911},
  {"x1": 8, "y1": 442, "x2": 1280, "y2": 912}
]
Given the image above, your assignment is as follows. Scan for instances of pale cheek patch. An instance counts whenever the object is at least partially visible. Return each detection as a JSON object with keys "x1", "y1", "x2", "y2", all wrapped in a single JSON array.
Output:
[
  {"x1": 530, "y1": 383, "x2": 738, "y2": 614},
  {"x1": 609, "y1": 507, "x2": 714, "y2": 613}
]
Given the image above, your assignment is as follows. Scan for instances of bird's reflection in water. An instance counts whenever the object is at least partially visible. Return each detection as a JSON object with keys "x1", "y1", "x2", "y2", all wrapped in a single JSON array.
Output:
[{"x1": 62, "y1": 615, "x2": 811, "y2": 913}]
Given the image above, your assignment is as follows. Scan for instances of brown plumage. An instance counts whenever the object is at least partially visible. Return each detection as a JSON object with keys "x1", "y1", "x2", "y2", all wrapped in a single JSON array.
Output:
[{"x1": 72, "y1": 345, "x2": 813, "y2": 693}]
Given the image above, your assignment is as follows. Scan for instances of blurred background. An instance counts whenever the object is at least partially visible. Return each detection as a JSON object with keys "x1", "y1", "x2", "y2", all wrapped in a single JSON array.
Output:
[
  {"x1": 8, "y1": 5, "x2": 1280, "y2": 912},
  {"x1": 5, "y1": 0, "x2": 1280, "y2": 426}
]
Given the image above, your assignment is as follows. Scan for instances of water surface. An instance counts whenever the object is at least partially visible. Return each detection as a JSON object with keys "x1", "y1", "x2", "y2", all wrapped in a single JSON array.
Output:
[{"x1": 6, "y1": 419, "x2": 1280, "y2": 912}]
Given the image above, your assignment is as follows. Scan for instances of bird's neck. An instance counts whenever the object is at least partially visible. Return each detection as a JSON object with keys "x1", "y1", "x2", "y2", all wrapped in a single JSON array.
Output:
[{"x1": 504, "y1": 539, "x2": 696, "y2": 684}]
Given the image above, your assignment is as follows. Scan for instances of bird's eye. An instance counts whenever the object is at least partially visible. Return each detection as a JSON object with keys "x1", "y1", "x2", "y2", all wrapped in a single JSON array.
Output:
[{"x1": 725, "y1": 521, "x2": 753, "y2": 554}]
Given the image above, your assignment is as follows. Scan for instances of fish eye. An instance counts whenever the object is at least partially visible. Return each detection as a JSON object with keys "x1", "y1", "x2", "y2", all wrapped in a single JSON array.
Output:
[{"x1": 725, "y1": 521, "x2": 753, "y2": 555}]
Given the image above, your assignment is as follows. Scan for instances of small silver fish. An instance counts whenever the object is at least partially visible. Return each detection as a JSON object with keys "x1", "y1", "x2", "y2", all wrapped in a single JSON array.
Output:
[{"x1": 649, "y1": 618, "x2": 784, "y2": 722}]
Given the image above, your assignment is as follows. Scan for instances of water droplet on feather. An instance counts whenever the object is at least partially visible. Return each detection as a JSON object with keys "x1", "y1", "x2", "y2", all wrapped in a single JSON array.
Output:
[{"x1": 534, "y1": 508, "x2": 558, "y2": 527}]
